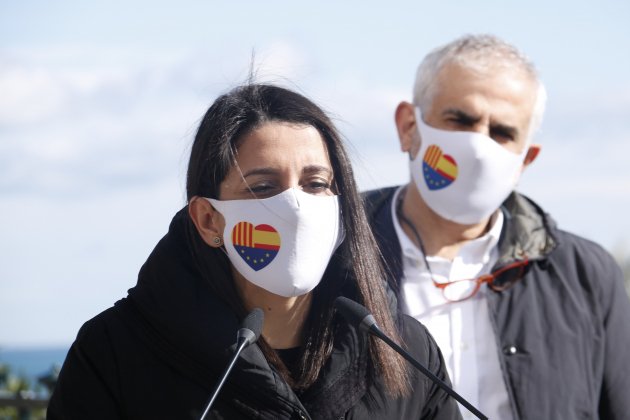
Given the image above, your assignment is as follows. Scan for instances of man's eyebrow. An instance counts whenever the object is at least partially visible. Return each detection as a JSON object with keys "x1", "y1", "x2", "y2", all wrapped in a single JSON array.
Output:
[
  {"x1": 442, "y1": 109, "x2": 481, "y2": 125},
  {"x1": 442, "y1": 109, "x2": 520, "y2": 138}
]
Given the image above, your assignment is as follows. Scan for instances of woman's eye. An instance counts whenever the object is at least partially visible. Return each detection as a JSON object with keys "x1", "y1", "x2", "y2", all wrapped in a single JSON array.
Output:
[
  {"x1": 304, "y1": 180, "x2": 332, "y2": 194},
  {"x1": 248, "y1": 183, "x2": 276, "y2": 197}
]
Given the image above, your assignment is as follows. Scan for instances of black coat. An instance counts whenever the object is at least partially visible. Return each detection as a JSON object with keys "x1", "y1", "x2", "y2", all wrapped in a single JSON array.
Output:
[
  {"x1": 48, "y1": 208, "x2": 462, "y2": 420},
  {"x1": 364, "y1": 187, "x2": 630, "y2": 420}
]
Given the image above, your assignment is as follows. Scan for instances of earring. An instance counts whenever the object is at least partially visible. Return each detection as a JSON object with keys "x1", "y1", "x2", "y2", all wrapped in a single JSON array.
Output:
[{"x1": 212, "y1": 237, "x2": 223, "y2": 246}]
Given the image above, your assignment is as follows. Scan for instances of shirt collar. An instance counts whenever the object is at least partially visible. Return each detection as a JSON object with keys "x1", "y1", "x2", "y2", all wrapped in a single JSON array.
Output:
[{"x1": 391, "y1": 185, "x2": 504, "y2": 265}]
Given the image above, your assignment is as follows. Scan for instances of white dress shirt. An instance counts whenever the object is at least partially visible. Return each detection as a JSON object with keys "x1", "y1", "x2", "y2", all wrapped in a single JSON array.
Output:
[{"x1": 391, "y1": 186, "x2": 512, "y2": 420}]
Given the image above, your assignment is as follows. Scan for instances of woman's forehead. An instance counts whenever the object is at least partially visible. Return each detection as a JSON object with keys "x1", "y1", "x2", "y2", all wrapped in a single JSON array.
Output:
[{"x1": 233, "y1": 122, "x2": 332, "y2": 171}]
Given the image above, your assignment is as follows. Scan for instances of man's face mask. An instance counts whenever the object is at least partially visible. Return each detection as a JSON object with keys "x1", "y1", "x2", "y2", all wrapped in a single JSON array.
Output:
[
  {"x1": 410, "y1": 108, "x2": 529, "y2": 224},
  {"x1": 206, "y1": 188, "x2": 344, "y2": 297}
]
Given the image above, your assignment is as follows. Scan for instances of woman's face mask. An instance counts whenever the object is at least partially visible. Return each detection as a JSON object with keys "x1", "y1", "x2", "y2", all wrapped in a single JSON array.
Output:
[
  {"x1": 410, "y1": 108, "x2": 529, "y2": 224},
  {"x1": 206, "y1": 187, "x2": 344, "y2": 297}
]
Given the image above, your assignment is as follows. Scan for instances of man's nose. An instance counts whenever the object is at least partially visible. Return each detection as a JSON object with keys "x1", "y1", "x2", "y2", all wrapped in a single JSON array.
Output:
[{"x1": 469, "y1": 122, "x2": 490, "y2": 137}]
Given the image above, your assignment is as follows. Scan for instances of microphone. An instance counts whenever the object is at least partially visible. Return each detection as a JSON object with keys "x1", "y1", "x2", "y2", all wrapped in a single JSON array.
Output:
[
  {"x1": 334, "y1": 297, "x2": 487, "y2": 420},
  {"x1": 199, "y1": 308, "x2": 264, "y2": 420}
]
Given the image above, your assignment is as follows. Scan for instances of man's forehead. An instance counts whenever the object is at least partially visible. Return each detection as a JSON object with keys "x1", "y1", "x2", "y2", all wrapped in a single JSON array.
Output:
[{"x1": 431, "y1": 63, "x2": 537, "y2": 125}]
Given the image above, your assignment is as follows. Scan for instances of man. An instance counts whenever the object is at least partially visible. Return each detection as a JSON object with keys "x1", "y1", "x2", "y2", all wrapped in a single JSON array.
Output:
[{"x1": 364, "y1": 34, "x2": 630, "y2": 419}]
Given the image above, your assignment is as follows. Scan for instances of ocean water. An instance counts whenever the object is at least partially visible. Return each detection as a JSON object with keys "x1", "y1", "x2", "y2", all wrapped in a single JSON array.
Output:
[{"x1": 0, "y1": 346, "x2": 69, "y2": 387}]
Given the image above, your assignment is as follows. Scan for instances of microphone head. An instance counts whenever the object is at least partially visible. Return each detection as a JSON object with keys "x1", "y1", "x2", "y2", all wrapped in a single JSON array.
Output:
[
  {"x1": 333, "y1": 296, "x2": 377, "y2": 333},
  {"x1": 239, "y1": 308, "x2": 264, "y2": 344}
]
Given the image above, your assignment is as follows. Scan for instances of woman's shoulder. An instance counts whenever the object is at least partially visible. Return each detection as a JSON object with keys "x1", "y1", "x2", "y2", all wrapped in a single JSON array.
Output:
[{"x1": 70, "y1": 298, "x2": 136, "y2": 352}]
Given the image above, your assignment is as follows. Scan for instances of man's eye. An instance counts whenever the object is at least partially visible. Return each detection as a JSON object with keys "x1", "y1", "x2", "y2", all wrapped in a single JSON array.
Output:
[
  {"x1": 490, "y1": 129, "x2": 514, "y2": 142},
  {"x1": 447, "y1": 118, "x2": 473, "y2": 128}
]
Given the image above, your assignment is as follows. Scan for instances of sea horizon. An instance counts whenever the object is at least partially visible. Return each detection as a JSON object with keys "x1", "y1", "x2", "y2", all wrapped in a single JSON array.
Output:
[{"x1": 0, "y1": 345, "x2": 70, "y2": 389}]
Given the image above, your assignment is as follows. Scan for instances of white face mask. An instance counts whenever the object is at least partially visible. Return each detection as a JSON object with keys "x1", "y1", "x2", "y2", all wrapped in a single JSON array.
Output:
[
  {"x1": 206, "y1": 188, "x2": 344, "y2": 297},
  {"x1": 410, "y1": 109, "x2": 529, "y2": 224}
]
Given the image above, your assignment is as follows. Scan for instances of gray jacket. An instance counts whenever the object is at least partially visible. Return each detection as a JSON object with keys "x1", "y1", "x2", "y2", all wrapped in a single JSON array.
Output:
[{"x1": 364, "y1": 187, "x2": 630, "y2": 420}]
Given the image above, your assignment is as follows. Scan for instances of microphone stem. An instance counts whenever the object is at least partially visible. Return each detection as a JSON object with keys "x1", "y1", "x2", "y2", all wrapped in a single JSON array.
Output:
[
  {"x1": 369, "y1": 325, "x2": 488, "y2": 420},
  {"x1": 199, "y1": 338, "x2": 249, "y2": 420}
]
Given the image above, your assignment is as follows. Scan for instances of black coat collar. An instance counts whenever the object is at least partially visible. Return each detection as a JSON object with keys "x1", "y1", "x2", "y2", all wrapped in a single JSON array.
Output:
[{"x1": 123, "y1": 207, "x2": 370, "y2": 418}]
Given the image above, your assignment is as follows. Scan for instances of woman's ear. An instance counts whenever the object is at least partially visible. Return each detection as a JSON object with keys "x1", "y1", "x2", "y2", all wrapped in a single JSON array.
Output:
[{"x1": 188, "y1": 196, "x2": 226, "y2": 248}]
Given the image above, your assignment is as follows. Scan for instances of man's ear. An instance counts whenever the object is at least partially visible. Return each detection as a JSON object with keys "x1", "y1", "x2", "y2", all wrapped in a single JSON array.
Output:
[
  {"x1": 395, "y1": 101, "x2": 421, "y2": 157},
  {"x1": 188, "y1": 196, "x2": 225, "y2": 248},
  {"x1": 522, "y1": 144, "x2": 541, "y2": 169}
]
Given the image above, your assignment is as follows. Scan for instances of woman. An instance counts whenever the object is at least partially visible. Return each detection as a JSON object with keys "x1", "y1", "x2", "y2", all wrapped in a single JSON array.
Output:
[{"x1": 48, "y1": 84, "x2": 461, "y2": 419}]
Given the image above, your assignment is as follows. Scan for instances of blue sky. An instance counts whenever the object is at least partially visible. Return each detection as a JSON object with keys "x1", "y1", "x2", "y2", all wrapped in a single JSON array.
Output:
[{"x1": 1, "y1": 1, "x2": 629, "y2": 346}]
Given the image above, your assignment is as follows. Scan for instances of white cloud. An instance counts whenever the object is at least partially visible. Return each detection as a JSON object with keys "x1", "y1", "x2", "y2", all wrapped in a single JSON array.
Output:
[
  {"x1": 0, "y1": 67, "x2": 67, "y2": 124},
  {"x1": 252, "y1": 40, "x2": 311, "y2": 82},
  {"x1": 0, "y1": 47, "x2": 214, "y2": 198},
  {"x1": 0, "y1": 41, "x2": 323, "y2": 346},
  {"x1": 2, "y1": 32, "x2": 630, "y2": 348}
]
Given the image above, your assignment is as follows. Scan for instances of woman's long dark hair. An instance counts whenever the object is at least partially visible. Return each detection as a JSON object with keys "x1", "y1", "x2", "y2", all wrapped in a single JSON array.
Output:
[{"x1": 186, "y1": 83, "x2": 409, "y2": 397}]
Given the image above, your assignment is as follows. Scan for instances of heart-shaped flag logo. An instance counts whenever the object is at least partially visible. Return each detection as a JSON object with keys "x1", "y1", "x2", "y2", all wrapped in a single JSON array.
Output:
[
  {"x1": 231, "y1": 222, "x2": 281, "y2": 271},
  {"x1": 422, "y1": 145, "x2": 458, "y2": 190}
]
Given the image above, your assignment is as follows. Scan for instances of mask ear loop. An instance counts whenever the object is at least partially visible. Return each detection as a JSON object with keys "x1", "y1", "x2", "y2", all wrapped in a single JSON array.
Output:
[
  {"x1": 204, "y1": 201, "x2": 230, "y2": 258},
  {"x1": 228, "y1": 150, "x2": 298, "y2": 227},
  {"x1": 218, "y1": 244, "x2": 230, "y2": 258},
  {"x1": 221, "y1": 149, "x2": 344, "y2": 274},
  {"x1": 227, "y1": 141, "x2": 341, "y2": 232},
  {"x1": 410, "y1": 107, "x2": 426, "y2": 162}
]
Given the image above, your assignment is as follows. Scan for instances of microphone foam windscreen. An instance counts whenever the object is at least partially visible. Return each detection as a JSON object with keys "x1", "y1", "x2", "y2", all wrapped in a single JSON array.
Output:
[
  {"x1": 333, "y1": 296, "x2": 371, "y2": 329},
  {"x1": 241, "y1": 308, "x2": 264, "y2": 340}
]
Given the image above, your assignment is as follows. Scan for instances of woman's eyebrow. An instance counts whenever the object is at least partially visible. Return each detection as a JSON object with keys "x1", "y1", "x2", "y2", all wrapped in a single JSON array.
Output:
[
  {"x1": 241, "y1": 167, "x2": 279, "y2": 178},
  {"x1": 241, "y1": 165, "x2": 333, "y2": 179},
  {"x1": 302, "y1": 165, "x2": 333, "y2": 177}
]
